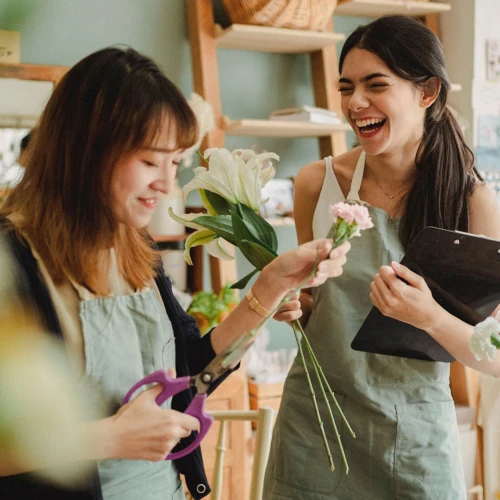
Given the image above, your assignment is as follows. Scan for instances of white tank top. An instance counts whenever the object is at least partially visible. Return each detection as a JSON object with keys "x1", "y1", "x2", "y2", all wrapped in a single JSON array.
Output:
[{"x1": 312, "y1": 151, "x2": 366, "y2": 239}]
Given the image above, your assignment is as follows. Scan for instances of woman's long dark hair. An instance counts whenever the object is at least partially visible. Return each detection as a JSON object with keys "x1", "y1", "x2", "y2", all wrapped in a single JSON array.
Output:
[{"x1": 339, "y1": 15, "x2": 480, "y2": 249}]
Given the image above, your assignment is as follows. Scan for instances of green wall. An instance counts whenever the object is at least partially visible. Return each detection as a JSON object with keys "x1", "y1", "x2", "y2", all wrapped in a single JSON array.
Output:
[{"x1": 0, "y1": 0, "x2": 366, "y2": 349}]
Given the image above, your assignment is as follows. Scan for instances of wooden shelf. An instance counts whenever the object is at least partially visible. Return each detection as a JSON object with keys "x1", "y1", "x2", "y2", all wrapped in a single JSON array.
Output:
[
  {"x1": 222, "y1": 116, "x2": 351, "y2": 138},
  {"x1": 335, "y1": 0, "x2": 451, "y2": 17},
  {"x1": 265, "y1": 217, "x2": 295, "y2": 227},
  {"x1": 450, "y1": 83, "x2": 462, "y2": 92},
  {"x1": 0, "y1": 63, "x2": 68, "y2": 83},
  {"x1": 152, "y1": 233, "x2": 188, "y2": 243},
  {"x1": 215, "y1": 24, "x2": 345, "y2": 54}
]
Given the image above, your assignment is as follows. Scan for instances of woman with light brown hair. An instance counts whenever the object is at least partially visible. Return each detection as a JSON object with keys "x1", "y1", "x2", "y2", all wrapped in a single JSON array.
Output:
[{"x1": 0, "y1": 46, "x2": 350, "y2": 500}]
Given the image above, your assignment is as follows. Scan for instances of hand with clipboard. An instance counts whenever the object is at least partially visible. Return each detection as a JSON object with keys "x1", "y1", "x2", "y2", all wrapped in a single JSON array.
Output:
[{"x1": 352, "y1": 226, "x2": 500, "y2": 372}]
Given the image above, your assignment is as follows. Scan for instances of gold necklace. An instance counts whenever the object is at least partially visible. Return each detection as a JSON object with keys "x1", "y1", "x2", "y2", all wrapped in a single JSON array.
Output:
[{"x1": 365, "y1": 163, "x2": 408, "y2": 200}]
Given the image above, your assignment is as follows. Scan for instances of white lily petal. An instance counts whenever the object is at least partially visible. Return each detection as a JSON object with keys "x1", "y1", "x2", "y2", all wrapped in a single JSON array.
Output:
[
  {"x1": 206, "y1": 238, "x2": 235, "y2": 261},
  {"x1": 255, "y1": 152, "x2": 280, "y2": 163},
  {"x1": 232, "y1": 149, "x2": 257, "y2": 161},
  {"x1": 204, "y1": 147, "x2": 231, "y2": 159},
  {"x1": 261, "y1": 165, "x2": 276, "y2": 187},
  {"x1": 183, "y1": 167, "x2": 238, "y2": 205},
  {"x1": 237, "y1": 160, "x2": 261, "y2": 210},
  {"x1": 168, "y1": 208, "x2": 205, "y2": 230},
  {"x1": 183, "y1": 167, "x2": 210, "y2": 202},
  {"x1": 183, "y1": 229, "x2": 217, "y2": 265},
  {"x1": 207, "y1": 148, "x2": 241, "y2": 200}
]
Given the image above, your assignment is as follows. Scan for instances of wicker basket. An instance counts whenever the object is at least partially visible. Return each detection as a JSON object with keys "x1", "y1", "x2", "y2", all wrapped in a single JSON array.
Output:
[{"x1": 222, "y1": 0, "x2": 338, "y2": 31}]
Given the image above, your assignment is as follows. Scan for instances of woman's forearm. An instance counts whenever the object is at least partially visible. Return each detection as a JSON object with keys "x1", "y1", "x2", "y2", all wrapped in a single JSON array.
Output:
[
  {"x1": 210, "y1": 269, "x2": 288, "y2": 356},
  {"x1": 426, "y1": 308, "x2": 500, "y2": 377}
]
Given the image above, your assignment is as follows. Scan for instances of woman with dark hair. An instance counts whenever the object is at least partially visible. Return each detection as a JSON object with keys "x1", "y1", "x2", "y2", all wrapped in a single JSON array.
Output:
[
  {"x1": 0, "y1": 47, "x2": 351, "y2": 500},
  {"x1": 264, "y1": 15, "x2": 500, "y2": 499}
]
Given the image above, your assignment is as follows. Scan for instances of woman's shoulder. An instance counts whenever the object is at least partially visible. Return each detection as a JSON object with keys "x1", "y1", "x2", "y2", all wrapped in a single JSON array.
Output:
[
  {"x1": 468, "y1": 181, "x2": 500, "y2": 238},
  {"x1": 295, "y1": 147, "x2": 361, "y2": 198},
  {"x1": 331, "y1": 147, "x2": 362, "y2": 184}
]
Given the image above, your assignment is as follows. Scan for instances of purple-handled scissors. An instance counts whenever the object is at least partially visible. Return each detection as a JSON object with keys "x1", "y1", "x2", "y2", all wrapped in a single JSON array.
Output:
[{"x1": 122, "y1": 330, "x2": 255, "y2": 460}]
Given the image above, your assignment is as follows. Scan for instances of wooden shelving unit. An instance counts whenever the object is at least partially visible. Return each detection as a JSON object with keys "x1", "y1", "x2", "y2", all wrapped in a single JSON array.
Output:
[
  {"x1": 222, "y1": 116, "x2": 351, "y2": 138},
  {"x1": 215, "y1": 23, "x2": 345, "y2": 53},
  {"x1": 152, "y1": 233, "x2": 188, "y2": 243},
  {"x1": 186, "y1": 0, "x2": 348, "y2": 299},
  {"x1": 0, "y1": 63, "x2": 68, "y2": 84},
  {"x1": 335, "y1": 0, "x2": 451, "y2": 17},
  {"x1": 266, "y1": 217, "x2": 295, "y2": 227}
]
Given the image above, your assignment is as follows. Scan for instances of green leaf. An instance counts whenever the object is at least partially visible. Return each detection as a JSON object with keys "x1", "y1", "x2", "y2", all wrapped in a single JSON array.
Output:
[
  {"x1": 192, "y1": 214, "x2": 237, "y2": 245},
  {"x1": 240, "y1": 240, "x2": 277, "y2": 270},
  {"x1": 230, "y1": 269, "x2": 259, "y2": 290},
  {"x1": 491, "y1": 334, "x2": 500, "y2": 349},
  {"x1": 202, "y1": 190, "x2": 238, "y2": 216},
  {"x1": 230, "y1": 210, "x2": 277, "y2": 269},
  {"x1": 238, "y1": 203, "x2": 278, "y2": 252}
]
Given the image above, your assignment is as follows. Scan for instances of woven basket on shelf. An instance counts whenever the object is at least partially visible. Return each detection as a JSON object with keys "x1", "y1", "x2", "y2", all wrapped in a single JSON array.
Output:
[{"x1": 222, "y1": 0, "x2": 338, "y2": 31}]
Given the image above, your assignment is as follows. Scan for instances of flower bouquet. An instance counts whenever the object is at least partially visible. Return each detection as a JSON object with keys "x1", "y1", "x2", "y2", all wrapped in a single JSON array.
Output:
[{"x1": 171, "y1": 148, "x2": 373, "y2": 472}]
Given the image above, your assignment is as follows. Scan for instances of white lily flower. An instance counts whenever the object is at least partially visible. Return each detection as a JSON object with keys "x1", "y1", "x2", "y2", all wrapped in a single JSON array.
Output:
[
  {"x1": 470, "y1": 316, "x2": 500, "y2": 361},
  {"x1": 183, "y1": 148, "x2": 278, "y2": 211}
]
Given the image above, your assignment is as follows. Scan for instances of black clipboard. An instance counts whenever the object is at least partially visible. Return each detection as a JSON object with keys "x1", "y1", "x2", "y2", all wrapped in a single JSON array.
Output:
[{"x1": 351, "y1": 226, "x2": 500, "y2": 362}]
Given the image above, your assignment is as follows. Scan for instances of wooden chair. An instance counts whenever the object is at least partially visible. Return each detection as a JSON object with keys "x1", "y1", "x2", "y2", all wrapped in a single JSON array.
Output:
[{"x1": 208, "y1": 407, "x2": 275, "y2": 500}]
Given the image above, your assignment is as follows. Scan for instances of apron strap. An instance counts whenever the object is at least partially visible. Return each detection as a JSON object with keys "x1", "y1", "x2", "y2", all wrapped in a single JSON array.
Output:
[
  {"x1": 68, "y1": 277, "x2": 95, "y2": 302},
  {"x1": 346, "y1": 151, "x2": 366, "y2": 201}
]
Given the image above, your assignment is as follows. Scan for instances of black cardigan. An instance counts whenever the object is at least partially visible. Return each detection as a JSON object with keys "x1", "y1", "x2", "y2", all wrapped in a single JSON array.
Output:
[{"x1": 1, "y1": 230, "x2": 234, "y2": 500}]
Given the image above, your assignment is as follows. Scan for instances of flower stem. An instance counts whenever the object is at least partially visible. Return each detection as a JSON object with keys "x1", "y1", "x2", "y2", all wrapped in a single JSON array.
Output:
[
  {"x1": 291, "y1": 322, "x2": 336, "y2": 472},
  {"x1": 294, "y1": 320, "x2": 356, "y2": 439},
  {"x1": 292, "y1": 320, "x2": 354, "y2": 474}
]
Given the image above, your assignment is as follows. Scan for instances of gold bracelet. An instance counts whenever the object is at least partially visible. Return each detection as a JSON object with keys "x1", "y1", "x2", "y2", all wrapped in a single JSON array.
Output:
[{"x1": 246, "y1": 288, "x2": 272, "y2": 318}]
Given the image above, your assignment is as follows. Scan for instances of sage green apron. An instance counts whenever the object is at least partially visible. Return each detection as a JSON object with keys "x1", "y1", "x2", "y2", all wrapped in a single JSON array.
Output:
[
  {"x1": 74, "y1": 280, "x2": 185, "y2": 500},
  {"x1": 264, "y1": 152, "x2": 466, "y2": 499}
]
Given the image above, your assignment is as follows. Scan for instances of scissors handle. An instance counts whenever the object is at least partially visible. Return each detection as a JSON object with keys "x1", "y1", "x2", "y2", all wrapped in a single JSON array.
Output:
[
  {"x1": 122, "y1": 370, "x2": 191, "y2": 406},
  {"x1": 166, "y1": 394, "x2": 214, "y2": 460},
  {"x1": 121, "y1": 370, "x2": 214, "y2": 460}
]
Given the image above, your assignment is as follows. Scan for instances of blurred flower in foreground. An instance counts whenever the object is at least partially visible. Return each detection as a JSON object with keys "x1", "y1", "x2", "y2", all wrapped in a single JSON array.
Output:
[
  {"x1": 181, "y1": 93, "x2": 215, "y2": 168},
  {"x1": 0, "y1": 236, "x2": 91, "y2": 486}
]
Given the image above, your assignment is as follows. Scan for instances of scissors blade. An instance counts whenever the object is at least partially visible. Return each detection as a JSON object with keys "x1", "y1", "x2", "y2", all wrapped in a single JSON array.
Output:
[{"x1": 196, "y1": 330, "x2": 256, "y2": 392}]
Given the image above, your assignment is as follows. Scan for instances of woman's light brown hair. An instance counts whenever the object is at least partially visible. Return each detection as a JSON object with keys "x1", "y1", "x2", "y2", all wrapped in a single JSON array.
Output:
[{"x1": 2, "y1": 47, "x2": 198, "y2": 295}]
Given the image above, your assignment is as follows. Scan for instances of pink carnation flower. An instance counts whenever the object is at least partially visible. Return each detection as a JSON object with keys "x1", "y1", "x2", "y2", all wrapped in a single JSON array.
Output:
[
  {"x1": 329, "y1": 202, "x2": 355, "y2": 224},
  {"x1": 350, "y1": 204, "x2": 374, "y2": 230},
  {"x1": 329, "y1": 202, "x2": 374, "y2": 230}
]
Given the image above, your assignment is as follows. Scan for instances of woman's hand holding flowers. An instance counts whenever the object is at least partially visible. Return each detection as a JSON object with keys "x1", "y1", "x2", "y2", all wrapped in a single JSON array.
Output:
[{"x1": 263, "y1": 239, "x2": 350, "y2": 297}]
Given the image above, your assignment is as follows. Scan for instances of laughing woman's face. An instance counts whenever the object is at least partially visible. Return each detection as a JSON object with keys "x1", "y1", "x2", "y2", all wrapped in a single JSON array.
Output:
[{"x1": 339, "y1": 48, "x2": 427, "y2": 157}]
